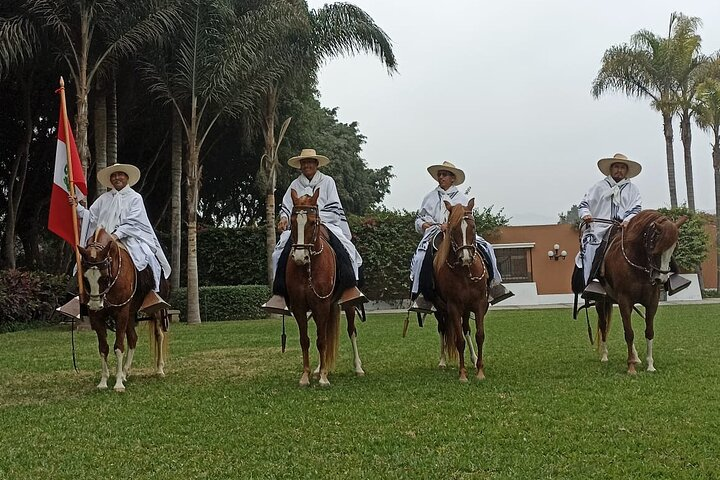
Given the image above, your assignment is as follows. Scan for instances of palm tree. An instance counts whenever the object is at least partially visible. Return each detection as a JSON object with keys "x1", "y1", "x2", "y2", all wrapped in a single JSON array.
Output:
[
  {"x1": 140, "y1": 0, "x2": 305, "y2": 323},
  {"x1": 694, "y1": 57, "x2": 720, "y2": 292},
  {"x1": 593, "y1": 19, "x2": 678, "y2": 207},
  {"x1": 258, "y1": 1, "x2": 398, "y2": 285},
  {"x1": 19, "y1": 0, "x2": 183, "y2": 176},
  {"x1": 668, "y1": 13, "x2": 705, "y2": 213}
]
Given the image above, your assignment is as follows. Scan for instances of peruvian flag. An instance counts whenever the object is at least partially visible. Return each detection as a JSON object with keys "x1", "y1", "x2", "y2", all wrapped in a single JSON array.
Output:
[{"x1": 47, "y1": 102, "x2": 87, "y2": 246}]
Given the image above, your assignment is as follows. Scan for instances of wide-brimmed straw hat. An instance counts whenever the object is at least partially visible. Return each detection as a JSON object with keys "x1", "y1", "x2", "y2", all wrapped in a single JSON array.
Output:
[
  {"x1": 427, "y1": 161, "x2": 465, "y2": 186},
  {"x1": 97, "y1": 163, "x2": 141, "y2": 188},
  {"x1": 288, "y1": 149, "x2": 330, "y2": 169},
  {"x1": 597, "y1": 153, "x2": 642, "y2": 178}
]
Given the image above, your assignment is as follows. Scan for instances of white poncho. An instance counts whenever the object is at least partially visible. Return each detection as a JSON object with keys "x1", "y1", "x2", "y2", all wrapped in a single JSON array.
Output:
[{"x1": 78, "y1": 186, "x2": 171, "y2": 291}]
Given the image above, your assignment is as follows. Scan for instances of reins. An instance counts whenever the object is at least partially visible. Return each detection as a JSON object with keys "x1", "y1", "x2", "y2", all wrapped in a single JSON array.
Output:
[
  {"x1": 290, "y1": 206, "x2": 336, "y2": 299},
  {"x1": 83, "y1": 239, "x2": 137, "y2": 308}
]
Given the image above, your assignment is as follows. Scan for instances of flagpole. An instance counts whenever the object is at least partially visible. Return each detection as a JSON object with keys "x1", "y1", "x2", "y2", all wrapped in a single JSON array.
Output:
[{"x1": 59, "y1": 76, "x2": 85, "y2": 298}]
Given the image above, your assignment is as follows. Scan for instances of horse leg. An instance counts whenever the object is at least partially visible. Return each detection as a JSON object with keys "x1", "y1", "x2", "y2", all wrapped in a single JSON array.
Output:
[
  {"x1": 596, "y1": 300, "x2": 611, "y2": 362},
  {"x1": 295, "y1": 311, "x2": 311, "y2": 387},
  {"x1": 463, "y1": 312, "x2": 478, "y2": 366},
  {"x1": 315, "y1": 304, "x2": 333, "y2": 387},
  {"x1": 449, "y1": 306, "x2": 467, "y2": 382},
  {"x1": 474, "y1": 308, "x2": 486, "y2": 380},
  {"x1": 153, "y1": 315, "x2": 167, "y2": 377},
  {"x1": 344, "y1": 305, "x2": 365, "y2": 376},
  {"x1": 91, "y1": 315, "x2": 110, "y2": 390},
  {"x1": 644, "y1": 302, "x2": 658, "y2": 372},
  {"x1": 436, "y1": 313, "x2": 447, "y2": 368},
  {"x1": 112, "y1": 309, "x2": 129, "y2": 392},
  {"x1": 618, "y1": 301, "x2": 639, "y2": 375},
  {"x1": 123, "y1": 319, "x2": 138, "y2": 381}
]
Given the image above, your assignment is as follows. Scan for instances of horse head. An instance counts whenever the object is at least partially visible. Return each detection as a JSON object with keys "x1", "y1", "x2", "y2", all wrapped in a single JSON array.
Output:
[
  {"x1": 624, "y1": 211, "x2": 685, "y2": 284},
  {"x1": 443, "y1": 198, "x2": 477, "y2": 267},
  {"x1": 290, "y1": 189, "x2": 321, "y2": 266},
  {"x1": 77, "y1": 227, "x2": 118, "y2": 311}
]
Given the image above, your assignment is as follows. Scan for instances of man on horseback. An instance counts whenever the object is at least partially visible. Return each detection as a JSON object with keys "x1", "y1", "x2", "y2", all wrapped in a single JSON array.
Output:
[
  {"x1": 409, "y1": 161, "x2": 513, "y2": 313},
  {"x1": 262, "y1": 149, "x2": 367, "y2": 315},
  {"x1": 69, "y1": 163, "x2": 171, "y2": 313},
  {"x1": 577, "y1": 153, "x2": 689, "y2": 300}
]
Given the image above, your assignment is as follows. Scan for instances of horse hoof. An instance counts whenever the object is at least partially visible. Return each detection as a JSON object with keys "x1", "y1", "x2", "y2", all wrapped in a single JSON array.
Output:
[
  {"x1": 299, "y1": 374, "x2": 310, "y2": 387},
  {"x1": 647, "y1": 366, "x2": 656, "y2": 372},
  {"x1": 96, "y1": 383, "x2": 108, "y2": 390},
  {"x1": 627, "y1": 368, "x2": 637, "y2": 375},
  {"x1": 114, "y1": 386, "x2": 126, "y2": 392},
  {"x1": 438, "y1": 363, "x2": 447, "y2": 369},
  {"x1": 459, "y1": 376, "x2": 468, "y2": 383},
  {"x1": 157, "y1": 369, "x2": 166, "y2": 377},
  {"x1": 355, "y1": 369, "x2": 366, "y2": 377},
  {"x1": 476, "y1": 371, "x2": 486, "y2": 381},
  {"x1": 600, "y1": 356, "x2": 608, "y2": 363},
  {"x1": 319, "y1": 380, "x2": 331, "y2": 387}
]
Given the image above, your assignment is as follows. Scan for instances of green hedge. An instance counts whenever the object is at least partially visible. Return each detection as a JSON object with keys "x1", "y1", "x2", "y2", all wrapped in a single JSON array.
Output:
[
  {"x1": 0, "y1": 270, "x2": 69, "y2": 333},
  {"x1": 171, "y1": 285, "x2": 271, "y2": 322}
]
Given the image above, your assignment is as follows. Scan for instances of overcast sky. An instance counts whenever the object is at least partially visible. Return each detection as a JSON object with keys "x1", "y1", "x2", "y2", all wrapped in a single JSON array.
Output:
[{"x1": 306, "y1": 0, "x2": 720, "y2": 225}]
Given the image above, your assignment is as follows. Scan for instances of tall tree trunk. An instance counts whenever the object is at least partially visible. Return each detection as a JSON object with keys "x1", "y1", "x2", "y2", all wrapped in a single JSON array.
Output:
[
  {"x1": 171, "y1": 109, "x2": 183, "y2": 292},
  {"x1": 680, "y1": 111, "x2": 695, "y2": 212},
  {"x1": 185, "y1": 125, "x2": 201, "y2": 324},
  {"x1": 75, "y1": 12, "x2": 92, "y2": 177},
  {"x1": 662, "y1": 113, "x2": 678, "y2": 208},
  {"x1": 713, "y1": 130, "x2": 720, "y2": 293},
  {"x1": 108, "y1": 76, "x2": 118, "y2": 165},
  {"x1": 93, "y1": 85, "x2": 108, "y2": 198},
  {"x1": 261, "y1": 88, "x2": 278, "y2": 286},
  {"x1": 3, "y1": 73, "x2": 33, "y2": 269}
]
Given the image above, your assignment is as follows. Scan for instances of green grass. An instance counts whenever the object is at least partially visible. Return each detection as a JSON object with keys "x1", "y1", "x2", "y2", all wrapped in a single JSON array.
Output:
[{"x1": 1, "y1": 304, "x2": 719, "y2": 479}]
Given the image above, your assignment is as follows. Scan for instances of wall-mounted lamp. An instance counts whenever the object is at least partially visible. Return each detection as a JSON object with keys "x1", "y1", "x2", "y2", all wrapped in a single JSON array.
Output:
[{"x1": 547, "y1": 244, "x2": 567, "y2": 261}]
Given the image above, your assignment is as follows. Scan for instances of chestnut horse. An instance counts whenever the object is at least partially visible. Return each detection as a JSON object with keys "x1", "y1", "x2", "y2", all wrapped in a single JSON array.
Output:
[
  {"x1": 433, "y1": 199, "x2": 489, "y2": 382},
  {"x1": 286, "y1": 189, "x2": 364, "y2": 387},
  {"x1": 595, "y1": 210, "x2": 686, "y2": 374},
  {"x1": 78, "y1": 228, "x2": 169, "y2": 391}
]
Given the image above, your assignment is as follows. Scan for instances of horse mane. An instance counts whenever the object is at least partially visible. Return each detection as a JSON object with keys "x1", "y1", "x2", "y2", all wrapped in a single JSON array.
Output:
[
  {"x1": 622, "y1": 210, "x2": 662, "y2": 242},
  {"x1": 434, "y1": 203, "x2": 465, "y2": 271}
]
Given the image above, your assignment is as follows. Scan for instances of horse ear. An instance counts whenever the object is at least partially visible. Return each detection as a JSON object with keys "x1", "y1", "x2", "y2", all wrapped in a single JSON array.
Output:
[
  {"x1": 467, "y1": 198, "x2": 475, "y2": 210},
  {"x1": 77, "y1": 245, "x2": 87, "y2": 257},
  {"x1": 443, "y1": 200, "x2": 452, "y2": 211},
  {"x1": 310, "y1": 189, "x2": 320, "y2": 204},
  {"x1": 291, "y1": 189, "x2": 299, "y2": 204},
  {"x1": 674, "y1": 215, "x2": 688, "y2": 228}
]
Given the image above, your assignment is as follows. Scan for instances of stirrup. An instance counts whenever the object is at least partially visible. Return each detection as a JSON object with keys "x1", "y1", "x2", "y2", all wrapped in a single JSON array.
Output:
[
  {"x1": 261, "y1": 295, "x2": 292, "y2": 316},
  {"x1": 56, "y1": 296, "x2": 81, "y2": 320},
  {"x1": 488, "y1": 284, "x2": 514, "y2": 305},
  {"x1": 139, "y1": 291, "x2": 171, "y2": 316},
  {"x1": 581, "y1": 280, "x2": 606, "y2": 302},
  {"x1": 338, "y1": 286, "x2": 368, "y2": 308},
  {"x1": 408, "y1": 295, "x2": 435, "y2": 314},
  {"x1": 666, "y1": 274, "x2": 691, "y2": 296}
]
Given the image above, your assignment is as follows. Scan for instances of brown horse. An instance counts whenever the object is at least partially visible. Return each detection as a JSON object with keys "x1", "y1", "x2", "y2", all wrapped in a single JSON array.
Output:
[
  {"x1": 285, "y1": 189, "x2": 364, "y2": 387},
  {"x1": 595, "y1": 210, "x2": 686, "y2": 374},
  {"x1": 77, "y1": 228, "x2": 169, "y2": 391},
  {"x1": 433, "y1": 199, "x2": 489, "y2": 382}
]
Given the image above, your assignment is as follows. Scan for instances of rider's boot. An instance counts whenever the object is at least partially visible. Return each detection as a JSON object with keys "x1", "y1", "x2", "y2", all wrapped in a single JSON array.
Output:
[
  {"x1": 408, "y1": 293, "x2": 435, "y2": 314},
  {"x1": 139, "y1": 291, "x2": 171, "y2": 316},
  {"x1": 581, "y1": 279, "x2": 606, "y2": 301},
  {"x1": 261, "y1": 294, "x2": 292, "y2": 316},
  {"x1": 488, "y1": 283, "x2": 515, "y2": 305},
  {"x1": 338, "y1": 286, "x2": 368, "y2": 308},
  {"x1": 665, "y1": 274, "x2": 691, "y2": 296}
]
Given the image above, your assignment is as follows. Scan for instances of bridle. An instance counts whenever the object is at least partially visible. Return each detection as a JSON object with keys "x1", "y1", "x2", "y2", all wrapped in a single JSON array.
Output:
[
  {"x1": 584, "y1": 218, "x2": 674, "y2": 279},
  {"x1": 82, "y1": 239, "x2": 137, "y2": 308},
  {"x1": 445, "y1": 211, "x2": 486, "y2": 283},
  {"x1": 290, "y1": 205, "x2": 335, "y2": 298}
]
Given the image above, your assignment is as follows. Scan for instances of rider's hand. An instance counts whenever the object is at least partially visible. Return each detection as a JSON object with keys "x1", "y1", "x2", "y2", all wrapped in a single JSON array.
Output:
[
  {"x1": 68, "y1": 195, "x2": 77, "y2": 206},
  {"x1": 277, "y1": 217, "x2": 288, "y2": 233},
  {"x1": 440, "y1": 223, "x2": 448, "y2": 233},
  {"x1": 582, "y1": 215, "x2": 592, "y2": 224}
]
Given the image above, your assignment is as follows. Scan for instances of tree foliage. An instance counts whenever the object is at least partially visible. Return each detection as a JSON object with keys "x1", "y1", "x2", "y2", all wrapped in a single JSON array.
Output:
[{"x1": 657, "y1": 206, "x2": 709, "y2": 270}]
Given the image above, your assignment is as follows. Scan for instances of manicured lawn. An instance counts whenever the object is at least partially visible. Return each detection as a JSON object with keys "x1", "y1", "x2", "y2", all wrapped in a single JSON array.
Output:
[{"x1": 1, "y1": 304, "x2": 718, "y2": 479}]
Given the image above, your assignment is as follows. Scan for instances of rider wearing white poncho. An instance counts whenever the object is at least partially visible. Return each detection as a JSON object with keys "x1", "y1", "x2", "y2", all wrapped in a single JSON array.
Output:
[
  {"x1": 262, "y1": 149, "x2": 366, "y2": 315},
  {"x1": 409, "y1": 161, "x2": 513, "y2": 313},
  {"x1": 76, "y1": 164, "x2": 171, "y2": 292}
]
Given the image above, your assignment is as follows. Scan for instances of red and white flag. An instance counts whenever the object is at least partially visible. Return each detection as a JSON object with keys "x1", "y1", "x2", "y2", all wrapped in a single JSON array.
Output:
[{"x1": 47, "y1": 103, "x2": 87, "y2": 246}]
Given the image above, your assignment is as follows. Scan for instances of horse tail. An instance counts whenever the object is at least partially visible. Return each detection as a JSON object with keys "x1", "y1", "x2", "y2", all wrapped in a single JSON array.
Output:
[
  {"x1": 324, "y1": 304, "x2": 341, "y2": 371},
  {"x1": 441, "y1": 317, "x2": 458, "y2": 362}
]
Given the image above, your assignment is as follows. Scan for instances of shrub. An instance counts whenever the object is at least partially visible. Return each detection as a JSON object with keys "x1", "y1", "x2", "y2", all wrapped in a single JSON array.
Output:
[
  {"x1": 657, "y1": 206, "x2": 709, "y2": 271},
  {"x1": 0, "y1": 270, "x2": 69, "y2": 333},
  {"x1": 171, "y1": 285, "x2": 271, "y2": 322}
]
